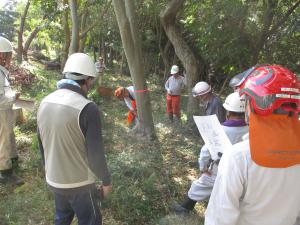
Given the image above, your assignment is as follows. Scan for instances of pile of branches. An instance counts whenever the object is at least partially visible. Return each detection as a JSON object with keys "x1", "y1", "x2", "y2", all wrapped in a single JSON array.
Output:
[{"x1": 9, "y1": 65, "x2": 35, "y2": 88}]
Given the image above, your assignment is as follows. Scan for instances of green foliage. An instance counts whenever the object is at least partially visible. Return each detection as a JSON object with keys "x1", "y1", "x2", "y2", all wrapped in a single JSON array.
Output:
[
  {"x1": 0, "y1": 6, "x2": 18, "y2": 40},
  {"x1": 181, "y1": 0, "x2": 300, "y2": 82}
]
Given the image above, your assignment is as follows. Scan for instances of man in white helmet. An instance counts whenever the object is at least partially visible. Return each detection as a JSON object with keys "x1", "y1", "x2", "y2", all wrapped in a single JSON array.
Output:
[
  {"x1": 0, "y1": 36, "x2": 23, "y2": 185},
  {"x1": 192, "y1": 81, "x2": 226, "y2": 123},
  {"x1": 37, "y1": 53, "x2": 112, "y2": 225},
  {"x1": 171, "y1": 92, "x2": 248, "y2": 214},
  {"x1": 95, "y1": 56, "x2": 106, "y2": 85},
  {"x1": 165, "y1": 65, "x2": 186, "y2": 122}
]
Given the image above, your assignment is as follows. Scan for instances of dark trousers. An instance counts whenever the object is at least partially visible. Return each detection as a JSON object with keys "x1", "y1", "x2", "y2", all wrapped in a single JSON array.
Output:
[{"x1": 54, "y1": 187, "x2": 102, "y2": 225}]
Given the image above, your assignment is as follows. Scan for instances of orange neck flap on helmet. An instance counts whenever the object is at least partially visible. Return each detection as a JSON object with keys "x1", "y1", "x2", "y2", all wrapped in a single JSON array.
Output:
[{"x1": 249, "y1": 112, "x2": 300, "y2": 168}]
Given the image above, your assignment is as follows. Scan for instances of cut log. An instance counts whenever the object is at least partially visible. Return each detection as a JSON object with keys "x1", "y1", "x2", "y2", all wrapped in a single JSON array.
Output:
[
  {"x1": 13, "y1": 107, "x2": 25, "y2": 125},
  {"x1": 15, "y1": 98, "x2": 35, "y2": 111}
]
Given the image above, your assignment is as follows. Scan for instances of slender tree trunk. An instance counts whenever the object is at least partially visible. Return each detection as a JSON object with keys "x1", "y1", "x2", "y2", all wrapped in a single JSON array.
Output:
[
  {"x1": 119, "y1": 50, "x2": 125, "y2": 76},
  {"x1": 251, "y1": 0, "x2": 276, "y2": 65},
  {"x1": 68, "y1": 0, "x2": 80, "y2": 54},
  {"x1": 160, "y1": 38, "x2": 173, "y2": 82},
  {"x1": 62, "y1": 0, "x2": 71, "y2": 69},
  {"x1": 160, "y1": 0, "x2": 206, "y2": 118},
  {"x1": 79, "y1": 10, "x2": 88, "y2": 52},
  {"x1": 79, "y1": 1, "x2": 111, "y2": 42},
  {"x1": 113, "y1": 0, "x2": 156, "y2": 139},
  {"x1": 23, "y1": 25, "x2": 43, "y2": 61},
  {"x1": 17, "y1": 0, "x2": 30, "y2": 64}
]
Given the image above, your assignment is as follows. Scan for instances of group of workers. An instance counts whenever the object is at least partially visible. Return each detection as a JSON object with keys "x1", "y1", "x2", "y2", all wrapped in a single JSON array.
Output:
[
  {"x1": 112, "y1": 64, "x2": 300, "y2": 225},
  {"x1": 1, "y1": 35, "x2": 300, "y2": 225}
]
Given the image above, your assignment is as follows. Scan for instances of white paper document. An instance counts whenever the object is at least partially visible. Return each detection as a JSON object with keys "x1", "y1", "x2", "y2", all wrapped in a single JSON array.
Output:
[{"x1": 193, "y1": 115, "x2": 232, "y2": 160}]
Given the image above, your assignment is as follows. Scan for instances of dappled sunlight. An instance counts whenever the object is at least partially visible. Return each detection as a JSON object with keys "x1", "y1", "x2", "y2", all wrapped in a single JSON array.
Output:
[{"x1": 173, "y1": 177, "x2": 183, "y2": 185}]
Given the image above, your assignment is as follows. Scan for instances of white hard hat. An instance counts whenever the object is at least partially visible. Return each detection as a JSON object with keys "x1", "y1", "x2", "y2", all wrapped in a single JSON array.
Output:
[
  {"x1": 63, "y1": 53, "x2": 96, "y2": 80},
  {"x1": 192, "y1": 81, "x2": 211, "y2": 97},
  {"x1": 223, "y1": 92, "x2": 245, "y2": 112},
  {"x1": 0, "y1": 37, "x2": 13, "y2": 52},
  {"x1": 170, "y1": 65, "x2": 179, "y2": 74}
]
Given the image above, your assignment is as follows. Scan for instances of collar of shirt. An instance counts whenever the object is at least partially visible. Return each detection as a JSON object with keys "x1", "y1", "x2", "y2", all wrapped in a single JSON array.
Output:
[
  {"x1": 57, "y1": 79, "x2": 80, "y2": 88},
  {"x1": 222, "y1": 119, "x2": 246, "y2": 127},
  {"x1": 56, "y1": 79, "x2": 86, "y2": 98}
]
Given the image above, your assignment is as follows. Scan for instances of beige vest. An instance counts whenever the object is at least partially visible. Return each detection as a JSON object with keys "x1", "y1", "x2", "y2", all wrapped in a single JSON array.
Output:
[{"x1": 37, "y1": 89, "x2": 95, "y2": 188}]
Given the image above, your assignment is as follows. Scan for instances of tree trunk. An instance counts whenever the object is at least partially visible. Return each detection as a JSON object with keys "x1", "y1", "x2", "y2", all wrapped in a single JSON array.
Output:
[
  {"x1": 113, "y1": 0, "x2": 156, "y2": 139},
  {"x1": 251, "y1": 0, "x2": 276, "y2": 65},
  {"x1": 23, "y1": 25, "x2": 43, "y2": 61},
  {"x1": 62, "y1": 0, "x2": 71, "y2": 69},
  {"x1": 68, "y1": 0, "x2": 80, "y2": 54},
  {"x1": 160, "y1": 38, "x2": 173, "y2": 82},
  {"x1": 79, "y1": 10, "x2": 88, "y2": 52},
  {"x1": 119, "y1": 50, "x2": 125, "y2": 76},
  {"x1": 160, "y1": 0, "x2": 206, "y2": 118},
  {"x1": 17, "y1": 0, "x2": 30, "y2": 64}
]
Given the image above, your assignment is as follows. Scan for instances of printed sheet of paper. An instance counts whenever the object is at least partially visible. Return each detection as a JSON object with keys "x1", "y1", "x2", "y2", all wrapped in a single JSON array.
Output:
[{"x1": 193, "y1": 115, "x2": 232, "y2": 160}]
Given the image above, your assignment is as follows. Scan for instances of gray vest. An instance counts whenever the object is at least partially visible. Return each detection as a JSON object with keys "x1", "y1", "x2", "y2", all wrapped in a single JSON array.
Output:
[{"x1": 37, "y1": 89, "x2": 95, "y2": 188}]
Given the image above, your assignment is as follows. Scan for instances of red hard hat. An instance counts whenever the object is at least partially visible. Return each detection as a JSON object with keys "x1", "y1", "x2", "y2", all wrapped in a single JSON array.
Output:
[{"x1": 238, "y1": 65, "x2": 300, "y2": 115}]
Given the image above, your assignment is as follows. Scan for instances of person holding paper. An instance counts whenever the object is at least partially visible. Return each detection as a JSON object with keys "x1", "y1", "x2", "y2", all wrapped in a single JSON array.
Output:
[
  {"x1": 192, "y1": 81, "x2": 226, "y2": 123},
  {"x1": 171, "y1": 92, "x2": 248, "y2": 214},
  {"x1": 205, "y1": 65, "x2": 300, "y2": 225}
]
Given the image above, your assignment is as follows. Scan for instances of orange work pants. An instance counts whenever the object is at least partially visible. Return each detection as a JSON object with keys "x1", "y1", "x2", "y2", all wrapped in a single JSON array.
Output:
[
  {"x1": 127, "y1": 100, "x2": 137, "y2": 125},
  {"x1": 166, "y1": 94, "x2": 181, "y2": 117}
]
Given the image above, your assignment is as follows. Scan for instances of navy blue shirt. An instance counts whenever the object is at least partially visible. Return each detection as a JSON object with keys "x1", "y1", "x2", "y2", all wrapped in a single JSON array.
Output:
[{"x1": 205, "y1": 94, "x2": 226, "y2": 123}]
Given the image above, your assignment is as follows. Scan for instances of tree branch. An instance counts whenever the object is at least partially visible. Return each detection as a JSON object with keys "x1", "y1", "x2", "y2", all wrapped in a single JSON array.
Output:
[
  {"x1": 79, "y1": 0, "x2": 112, "y2": 39},
  {"x1": 267, "y1": 0, "x2": 300, "y2": 37}
]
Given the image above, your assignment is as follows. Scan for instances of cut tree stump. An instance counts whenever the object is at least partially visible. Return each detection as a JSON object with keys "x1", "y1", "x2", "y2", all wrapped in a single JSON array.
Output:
[{"x1": 13, "y1": 106, "x2": 25, "y2": 125}]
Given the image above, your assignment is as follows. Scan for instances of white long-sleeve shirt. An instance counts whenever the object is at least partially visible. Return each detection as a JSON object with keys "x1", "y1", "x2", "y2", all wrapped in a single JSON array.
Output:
[
  {"x1": 205, "y1": 136, "x2": 300, "y2": 225},
  {"x1": 0, "y1": 65, "x2": 16, "y2": 110},
  {"x1": 95, "y1": 61, "x2": 106, "y2": 73},
  {"x1": 165, "y1": 75, "x2": 186, "y2": 95}
]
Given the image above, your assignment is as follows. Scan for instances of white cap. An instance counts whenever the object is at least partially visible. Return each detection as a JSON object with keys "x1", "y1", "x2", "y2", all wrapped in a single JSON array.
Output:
[
  {"x1": 223, "y1": 92, "x2": 245, "y2": 112},
  {"x1": 170, "y1": 65, "x2": 179, "y2": 74},
  {"x1": 192, "y1": 81, "x2": 211, "y2": 97},
  {"x1": 63, "y1": 53, "x2": 97, "y2": 80},
  {"x1": 0, "y1": 37, "x2": 13, "y2": 52}
]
